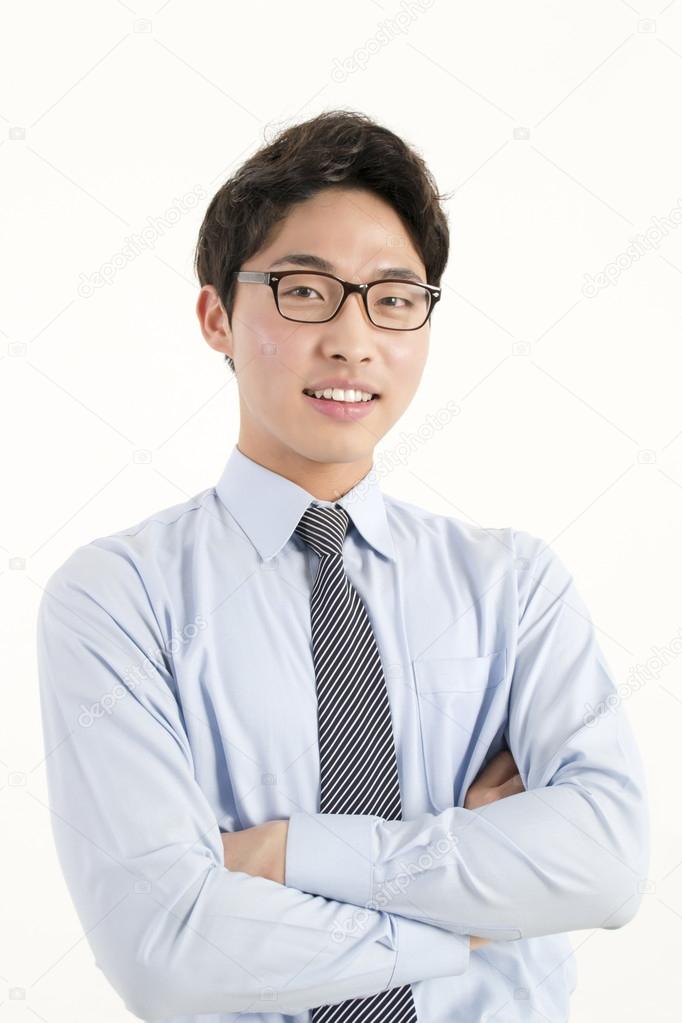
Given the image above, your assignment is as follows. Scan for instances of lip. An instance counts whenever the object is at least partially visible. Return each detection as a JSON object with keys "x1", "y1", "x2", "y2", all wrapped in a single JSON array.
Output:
[
  {"x1": 302, "y1": 392, "x2": 379, "y2": 421},
  {"x1": 303, "y1": 379, "x2": 381, "y2": 397}
]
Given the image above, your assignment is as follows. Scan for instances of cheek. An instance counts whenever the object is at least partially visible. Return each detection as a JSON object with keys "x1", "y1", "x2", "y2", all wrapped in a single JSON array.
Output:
[
  {"x1": 239, "y1": 333, "x2": 309, "y2": 415},
  {"x1": 235, "y1": 306, "x2": 297, "y2": 378},
  {"x1": 388, "y1": 337, "x2": 429, "y2": 394}
]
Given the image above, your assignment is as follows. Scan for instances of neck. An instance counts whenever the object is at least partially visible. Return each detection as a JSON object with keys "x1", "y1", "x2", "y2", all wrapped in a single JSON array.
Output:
[{"x1": 236, "y1": 440, "x2": 373, "y2": 501}]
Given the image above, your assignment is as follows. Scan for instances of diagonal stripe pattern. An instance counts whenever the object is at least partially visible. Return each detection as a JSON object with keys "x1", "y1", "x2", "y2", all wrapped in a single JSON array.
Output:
[{"x1": 295, "y1": 502, "x2": 419, "y2": 1022}]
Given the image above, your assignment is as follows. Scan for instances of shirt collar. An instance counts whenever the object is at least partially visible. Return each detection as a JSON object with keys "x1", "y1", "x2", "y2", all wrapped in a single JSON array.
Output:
[{"x1": 215, "y1": 444, "x2": 397, "y2": 563}]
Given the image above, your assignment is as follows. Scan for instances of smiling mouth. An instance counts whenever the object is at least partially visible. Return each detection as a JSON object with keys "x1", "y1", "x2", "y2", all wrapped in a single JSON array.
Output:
[{"x1": 302, "y1": 389, "x2": 380, "y2": 403}]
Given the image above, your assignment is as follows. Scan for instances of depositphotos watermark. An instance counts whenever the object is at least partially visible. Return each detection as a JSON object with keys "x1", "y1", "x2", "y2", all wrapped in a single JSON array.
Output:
[
  {"x1": 76, "y1": 614, "x2": 207, "y2": 727},
  {"x1": 76, "y1": 185, "x2": 207, "y2": 297},
  {"x1": 334, "y1": 399, "x2": 461, "y2": 508},
  {"x1": 583, "y1": 625, "x2": 682, "y2": 727},
  {"x1": 331, "y1": 829, "x2": 459, "y2": 942},
  {"x1": 581, "y1": 196, "x2": 682, "y2": 298},
  {"x1": 331, "y1": 0, "x2": 436, "y2": 81}
]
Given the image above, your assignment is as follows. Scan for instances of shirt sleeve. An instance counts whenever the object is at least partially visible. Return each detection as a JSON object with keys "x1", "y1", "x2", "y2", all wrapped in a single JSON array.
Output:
[
  {"x1": 284, "y1": 529, "x2": 650, "y2": 941},
  {"x1": 36, "y1": 542, "x2": 470, "y2": 1021}
]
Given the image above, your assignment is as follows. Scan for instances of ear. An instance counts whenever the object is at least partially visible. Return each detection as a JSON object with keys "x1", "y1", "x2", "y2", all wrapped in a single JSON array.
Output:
[{"x1": 196, "y1": 285, "x2": 233, "y2": 357}]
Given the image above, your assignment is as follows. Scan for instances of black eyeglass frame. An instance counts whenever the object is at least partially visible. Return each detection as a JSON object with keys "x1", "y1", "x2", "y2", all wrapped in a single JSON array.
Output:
[{"x1": 232, "y1": 269, "x2": 441, "y2": 331}]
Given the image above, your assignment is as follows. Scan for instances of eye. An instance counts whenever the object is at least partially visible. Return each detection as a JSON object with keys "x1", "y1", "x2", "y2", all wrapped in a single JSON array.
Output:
[
  {"x1": 376, "y1": 295, "x2": 413, "y2": 308},
  {"x1": 283, "y1": 286, "x2": 322, "y2": 300}
]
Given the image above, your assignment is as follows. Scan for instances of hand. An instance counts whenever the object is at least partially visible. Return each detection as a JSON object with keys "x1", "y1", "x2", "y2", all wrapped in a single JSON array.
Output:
[
  {"x1": 465, "y1": 748, "x2": 525, "y2": 950},
  {"x1": 221, "y1": 819, "x2": 289, "y2": 885},
  {"x1": 464, "y1": 748, "x2": 525, "y2": 811}
]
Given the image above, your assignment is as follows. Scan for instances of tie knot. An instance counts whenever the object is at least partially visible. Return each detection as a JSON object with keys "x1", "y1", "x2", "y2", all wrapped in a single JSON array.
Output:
[{"x1": 294, "y1": 503, "x2": 350, "y2": 559}]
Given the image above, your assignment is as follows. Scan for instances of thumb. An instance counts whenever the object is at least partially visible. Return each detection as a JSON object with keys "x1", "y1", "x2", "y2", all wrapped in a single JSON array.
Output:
[{"x1": 495, "y1": 773, "x2": 525, "y2": 800}]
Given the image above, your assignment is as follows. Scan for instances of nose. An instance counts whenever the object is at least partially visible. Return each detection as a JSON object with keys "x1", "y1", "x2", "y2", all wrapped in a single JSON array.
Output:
[
  {"x1": 318, "y1": 291, "x2": 379, "y2": 362},
  {"x1": 334, "y1": 287, "x2": 374, "y2": 329}
]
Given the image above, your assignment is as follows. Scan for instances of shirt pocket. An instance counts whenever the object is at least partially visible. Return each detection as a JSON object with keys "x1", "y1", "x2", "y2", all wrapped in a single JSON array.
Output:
[{"x1": 412, "y1": 648, "x2": 508, "y2": 812}]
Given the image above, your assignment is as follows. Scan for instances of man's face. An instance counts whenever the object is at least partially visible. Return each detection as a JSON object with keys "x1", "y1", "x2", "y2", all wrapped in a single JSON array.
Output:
[{"x1": 197, "y1": 186, "x2": 432, "y2": 490}]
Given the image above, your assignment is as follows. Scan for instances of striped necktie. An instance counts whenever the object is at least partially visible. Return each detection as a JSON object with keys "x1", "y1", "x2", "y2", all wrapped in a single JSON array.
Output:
[{"x1": 294, "y1": 502, "x2": 419, "y2": 1022}]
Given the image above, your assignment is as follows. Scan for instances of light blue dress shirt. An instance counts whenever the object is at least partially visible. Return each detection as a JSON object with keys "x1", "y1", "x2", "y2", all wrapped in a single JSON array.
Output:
[{"x1": 36, "y1": 443, "x2": 649, "y2": 1022}]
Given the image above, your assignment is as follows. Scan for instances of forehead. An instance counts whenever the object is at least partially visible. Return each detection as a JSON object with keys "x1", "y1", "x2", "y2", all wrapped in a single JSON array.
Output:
[{"x1": 255, "y1": 187, "x2": 426, "y2": 279}]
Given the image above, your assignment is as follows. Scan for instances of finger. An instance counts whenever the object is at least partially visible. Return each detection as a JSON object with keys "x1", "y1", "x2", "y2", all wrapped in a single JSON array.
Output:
[
  {"x1": 495, "y1": 773, "x2": 525, "y2": 799},
  {"x1": 463, "y1": 784, "x2": 487, "y2": 810},
  {"x1": 473, "y1": 749, "x2": 518, "y2": 789}
]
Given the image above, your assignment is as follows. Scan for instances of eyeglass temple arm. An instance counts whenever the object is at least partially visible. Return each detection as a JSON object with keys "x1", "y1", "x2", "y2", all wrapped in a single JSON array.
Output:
[{"x1": 234, "y1": 271, "x2": 270, "y2": 283}]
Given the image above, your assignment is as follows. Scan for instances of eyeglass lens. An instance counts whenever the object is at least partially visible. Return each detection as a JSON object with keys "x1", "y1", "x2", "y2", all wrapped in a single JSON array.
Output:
[{"x1": 276, "y1": 273, "x2": 431, "y2": 329}]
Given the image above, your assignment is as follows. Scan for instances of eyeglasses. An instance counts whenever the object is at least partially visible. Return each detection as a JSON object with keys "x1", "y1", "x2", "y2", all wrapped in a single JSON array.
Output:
[{"x1": 232, "y1": 269, "x2": 441, "y2": 331}]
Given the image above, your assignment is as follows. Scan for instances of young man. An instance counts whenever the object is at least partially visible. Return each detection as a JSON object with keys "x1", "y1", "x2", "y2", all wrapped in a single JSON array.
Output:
[{"x1": 37, "y1": 110, "x2": 649, "y2": 1022}]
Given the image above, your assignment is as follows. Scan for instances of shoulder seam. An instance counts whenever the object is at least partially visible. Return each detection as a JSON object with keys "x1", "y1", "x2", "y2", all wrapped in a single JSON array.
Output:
[{"x1": 89, "y1": 487, "x2": 216, "y2": 547}]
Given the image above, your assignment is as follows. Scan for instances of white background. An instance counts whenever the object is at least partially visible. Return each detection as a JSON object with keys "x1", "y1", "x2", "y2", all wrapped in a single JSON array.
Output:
[{"x1": 1, "y1": 0, "x2": 680, "y2": 1019}]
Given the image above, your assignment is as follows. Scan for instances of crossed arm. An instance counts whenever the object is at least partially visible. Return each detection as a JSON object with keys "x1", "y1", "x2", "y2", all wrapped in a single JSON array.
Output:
[
  {"x1": 37, "y1": 533, "x2": 649, "y2": 1018},
  {"x1": 221, "y1": 748, "x2": 525, "y2": 950},
  {"x1": 222, "y1": 532, "x2": 649, "y2": 947}
]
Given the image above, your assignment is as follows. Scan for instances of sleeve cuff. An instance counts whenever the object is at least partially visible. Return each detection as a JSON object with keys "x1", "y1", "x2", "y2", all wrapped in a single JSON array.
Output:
[
  {"x1": 391, "y1": 914, "x2": 471, "y2": 985},
  {"x1": 285, "y1": 811, "x2": 377, "y2": 907},
  {"x1": 285, "y1": 812, "x2": 471, "y2": 985}
]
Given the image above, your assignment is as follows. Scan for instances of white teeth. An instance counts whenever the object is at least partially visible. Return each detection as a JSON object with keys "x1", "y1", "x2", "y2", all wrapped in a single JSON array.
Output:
[{"x1": 305, "y1": 388, "x2": 375, "y2": 403}]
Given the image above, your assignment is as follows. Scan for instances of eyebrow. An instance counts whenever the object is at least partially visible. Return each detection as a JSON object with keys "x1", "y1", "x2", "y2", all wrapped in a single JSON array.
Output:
[{"x1": 268, "y1": 252, "x2": 426, "y2": 284}]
